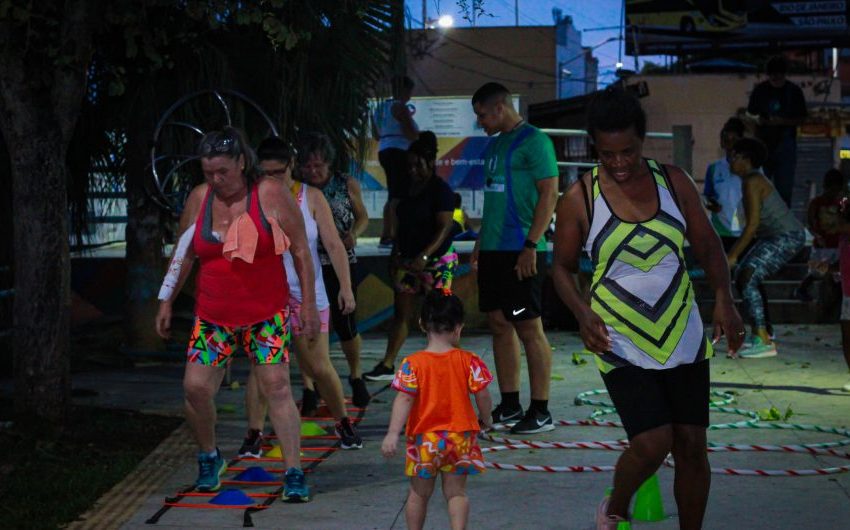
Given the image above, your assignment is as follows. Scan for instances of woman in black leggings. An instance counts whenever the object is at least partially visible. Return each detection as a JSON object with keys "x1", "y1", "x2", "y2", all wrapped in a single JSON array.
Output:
[{"x1": 298, "y1": 132, "x2": 371, "y2": 407}]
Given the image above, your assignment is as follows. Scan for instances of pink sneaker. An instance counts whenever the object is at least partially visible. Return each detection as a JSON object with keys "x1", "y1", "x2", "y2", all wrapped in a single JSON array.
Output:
[{"x1": 596, "y1": 495, "x2": 630, "y2": 529}]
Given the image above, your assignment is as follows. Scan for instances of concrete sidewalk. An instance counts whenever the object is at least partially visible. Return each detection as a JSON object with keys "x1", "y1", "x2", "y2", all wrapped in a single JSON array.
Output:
[{"x1": 65, "y1": 325, "x2": 850, "y2": 529}]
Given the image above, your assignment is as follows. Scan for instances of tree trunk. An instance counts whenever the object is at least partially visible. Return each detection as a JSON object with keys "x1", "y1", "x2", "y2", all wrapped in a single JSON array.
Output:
[
  {"x1": 7, "y1": 130, "x2": 72, "y2": 426},
  {"x1": 124, "y1": 94, "x2": 166, "y2": 353},
  {"x1": 0, "y1": 0, "x2": 96, "y2": 428}
]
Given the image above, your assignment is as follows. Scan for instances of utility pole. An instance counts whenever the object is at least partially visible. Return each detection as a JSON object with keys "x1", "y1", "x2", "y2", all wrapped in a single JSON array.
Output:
[
  {"x1": 515, "y1": 0, "x2": 519, "y2": 26},
  {"x1": 557, "y1": 61, "x2": 561, "y2": 99},
  {"x1": 618, "y1": 0, "x2": 624, "y2": 69},
  {"x1": 422, "y1": 0, "x2": 426, "y2": 28}
]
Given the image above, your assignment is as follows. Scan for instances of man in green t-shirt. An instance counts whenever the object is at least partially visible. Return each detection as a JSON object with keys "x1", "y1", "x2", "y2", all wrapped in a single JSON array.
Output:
[{"x1": 470, "y1": 82, "x2": 559, "y2": 434}]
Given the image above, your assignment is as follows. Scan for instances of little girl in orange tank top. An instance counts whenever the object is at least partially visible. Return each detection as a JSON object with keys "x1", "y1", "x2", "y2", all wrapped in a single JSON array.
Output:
[{"x1": 381, "y1": 288, "x2": 493, "y2": 530}]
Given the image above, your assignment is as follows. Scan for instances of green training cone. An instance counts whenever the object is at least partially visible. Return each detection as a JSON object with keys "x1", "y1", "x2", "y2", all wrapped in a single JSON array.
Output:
[
  {"x1": 264, "y1": 444, "x2": 304, "y2": 458},
  {"x1": 300, "y1": 420, "x2": 327, "y2": 436},
  {"x1": 632, "y1": 474, "x2": 665, "y2": 522}
]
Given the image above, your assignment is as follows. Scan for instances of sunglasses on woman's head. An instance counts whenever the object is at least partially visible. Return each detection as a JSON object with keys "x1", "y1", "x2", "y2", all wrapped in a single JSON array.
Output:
[{"x1": 199, "y1": 136, "x2": 235, "y2": 156}]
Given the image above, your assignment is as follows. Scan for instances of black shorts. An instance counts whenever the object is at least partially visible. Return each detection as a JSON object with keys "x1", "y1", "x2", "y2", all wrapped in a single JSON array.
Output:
[
  {"x1": 601, "y1": 360, "x2": 710, "y2": 440},
  {"x1": 477, "y1": 251, "x2": 545, "y2": 322},
  {"x1": 322, "y1": 263, "x2": 359, "y2": 342},
  {"x1": 378, "y1": 148, "x2": 409, "y2": 199}
]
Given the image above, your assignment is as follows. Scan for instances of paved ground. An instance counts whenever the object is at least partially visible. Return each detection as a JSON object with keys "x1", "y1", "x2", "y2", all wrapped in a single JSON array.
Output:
[{"x1": 61, "y1": 324, "x2": 850, "y2": 529}]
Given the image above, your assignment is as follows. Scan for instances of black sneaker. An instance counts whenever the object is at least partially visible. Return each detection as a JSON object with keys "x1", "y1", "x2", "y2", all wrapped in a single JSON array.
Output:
[
  {"x1": 363, "y1": 362, "x2": 395, "y2": 382},
  {"x1": 349, "y1": 377, "x2": 371, "y2": 408},
  {"x1": 301, "y1": 387, "x2": 318, "y2": 417},
  {"x1": 238, "y1": 429, "x2": 263, "y2": 458},
  {"x1": 335, "y1": 417, "x2": 363, "y2": 449},
  {"x1": 510, "y1": 409, "x2": 555, "y2": 434},
  {"x1": 492, "y1": 403, "x2": 523, "y2": 426}
]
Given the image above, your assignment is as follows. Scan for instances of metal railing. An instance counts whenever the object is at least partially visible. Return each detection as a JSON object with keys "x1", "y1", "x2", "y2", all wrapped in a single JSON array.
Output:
[
  {"x1": 540, "y1": 128, "x2": 674, "y2": 140},
  {"x1": 540, "y1": 127, "x2": 690, "y2": 173}
]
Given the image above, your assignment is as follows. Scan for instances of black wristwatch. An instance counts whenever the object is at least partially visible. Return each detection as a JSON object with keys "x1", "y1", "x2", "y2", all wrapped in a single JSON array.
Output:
[{"x1": 523, "y1": 239, "x2": 537, "y2": 249}]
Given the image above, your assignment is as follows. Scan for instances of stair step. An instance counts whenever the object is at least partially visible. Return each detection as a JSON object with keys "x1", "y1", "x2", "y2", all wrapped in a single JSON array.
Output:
[
  {"x1": 699, "y1": 298, "x2": 812, "y2": 305},
  {"x1": 694, "y1": 279, "x2": 817, "y2": 301},
  {"x1": 697, "y1": 298, "x2": 838, "y2": 324}
]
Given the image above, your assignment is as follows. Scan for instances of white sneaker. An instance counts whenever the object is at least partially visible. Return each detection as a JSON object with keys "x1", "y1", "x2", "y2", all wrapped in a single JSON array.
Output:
[{"x1": 842, "y1": 381, "x2": 850, "y2": 392}]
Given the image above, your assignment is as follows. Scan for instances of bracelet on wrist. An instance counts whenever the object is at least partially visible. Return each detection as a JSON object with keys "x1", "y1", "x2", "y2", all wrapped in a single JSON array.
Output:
[{"x1": 523, "y1": 238, "x2": 537, "y2": 249}]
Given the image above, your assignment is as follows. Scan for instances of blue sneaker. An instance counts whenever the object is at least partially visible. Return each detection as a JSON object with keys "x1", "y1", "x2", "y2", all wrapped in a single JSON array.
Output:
[
  {"x1": 195, "y1": 449, "x2": 227, "y2": 492},
  {"x1": 282, "y1": 467, "x2": 310, "y2": 502}
]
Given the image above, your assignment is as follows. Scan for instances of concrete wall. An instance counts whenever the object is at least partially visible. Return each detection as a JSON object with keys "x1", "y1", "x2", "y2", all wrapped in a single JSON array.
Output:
[
  {"x1": 630, "y1": 73, "x2": 841, "y2": 183},
  {"x1": 407, "y1": 26, "x2": 557, "y2": 107}
]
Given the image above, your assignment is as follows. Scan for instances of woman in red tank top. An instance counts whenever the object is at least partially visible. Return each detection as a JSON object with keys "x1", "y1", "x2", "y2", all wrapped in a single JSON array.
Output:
[{"x1": 154, "y1": 127, "x2": 318, "y2": 502}]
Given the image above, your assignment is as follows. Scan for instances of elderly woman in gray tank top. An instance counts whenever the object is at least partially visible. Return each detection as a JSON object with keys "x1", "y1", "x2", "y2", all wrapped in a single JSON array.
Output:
[{"x1": 726, "y1": 137, "x2": 805, "y2": 358}]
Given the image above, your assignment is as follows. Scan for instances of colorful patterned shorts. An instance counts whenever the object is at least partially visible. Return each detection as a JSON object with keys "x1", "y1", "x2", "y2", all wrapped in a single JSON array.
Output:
[
  {"x1": 187, "y1": 308, "x2": 290, "y2": 367},
  {"x1": 395, "y1": 248, "x2": 458, "y2": 295},
  {"x1": 405, "y1": 431, "x2": 485, "y2": 479}
]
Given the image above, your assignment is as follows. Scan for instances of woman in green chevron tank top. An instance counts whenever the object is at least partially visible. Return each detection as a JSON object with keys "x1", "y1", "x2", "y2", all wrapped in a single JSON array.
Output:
[{"x1": 552, "y1": 88, "x2": 744, "y2": 530}]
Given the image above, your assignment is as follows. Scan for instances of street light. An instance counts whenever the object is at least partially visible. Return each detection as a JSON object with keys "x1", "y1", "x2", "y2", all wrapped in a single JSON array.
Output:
[
  {"x1": 426, "y1": 14, "x2": 454, "y2": 29},
  {"x1": 557, "y1": 62, "x2": 572, "y2": 99},
  {"x1": 556, "y1": 36, "x2": 621, "y2": 98}
]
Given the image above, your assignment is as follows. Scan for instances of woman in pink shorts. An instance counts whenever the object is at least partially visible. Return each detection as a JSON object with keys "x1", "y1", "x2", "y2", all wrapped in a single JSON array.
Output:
[{"x1": 240, "y1": 137, "x2": 362, "y2": 454}]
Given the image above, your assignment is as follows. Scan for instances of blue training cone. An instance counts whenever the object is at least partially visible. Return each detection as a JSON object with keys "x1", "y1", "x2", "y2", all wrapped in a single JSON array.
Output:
[
  {"x1": 209, "y1": 488, "x2": 253, "y2": 505},
  {"x1": 233, "y1": 466, "x2": 276, "y2": 482}
]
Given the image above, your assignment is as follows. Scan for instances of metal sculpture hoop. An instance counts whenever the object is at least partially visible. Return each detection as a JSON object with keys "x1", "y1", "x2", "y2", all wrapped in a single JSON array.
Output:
[{"x1": 149, "y1": 89, "x2": 279, "y2": 214}]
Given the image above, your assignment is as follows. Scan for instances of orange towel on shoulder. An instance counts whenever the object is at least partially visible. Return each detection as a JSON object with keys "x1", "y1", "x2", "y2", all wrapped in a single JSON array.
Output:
[{"x1": 223, "y1": 214, "x2": 290, "y2": 263}]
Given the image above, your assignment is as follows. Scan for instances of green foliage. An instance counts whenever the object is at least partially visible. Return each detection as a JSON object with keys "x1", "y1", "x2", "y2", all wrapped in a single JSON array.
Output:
[
  {"x1": 757, "y1": 404, "x2": 794, "y2": 422},
  {"x1": 5, "y1": 0, "x2": 476, "y2": 233},
  {"x1": 456, "y1": 0, "x2": 491, "y2": 23},
  {"x1": 43, "y1": 0, "x2": 400, "y2": 235}
]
